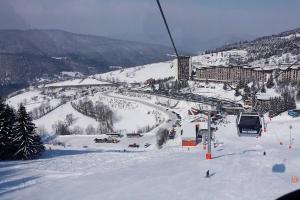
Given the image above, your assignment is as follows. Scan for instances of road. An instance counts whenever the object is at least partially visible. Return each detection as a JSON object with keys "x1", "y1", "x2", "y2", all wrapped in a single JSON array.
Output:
[{"x1": 133, "y1": 90, "x2": 243, "y2": 109}]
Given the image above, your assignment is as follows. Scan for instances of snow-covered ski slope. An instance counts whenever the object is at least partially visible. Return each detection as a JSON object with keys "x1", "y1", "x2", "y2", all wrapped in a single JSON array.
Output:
[
  {"x1": 1, "y1": 113, "x2": 300, "y2": 200},
  {"x1": 93, "y1": 61, "x2": 177, "y2": 83},
  {"x1": 34, "y1": 102, "x2": 99, "y2": 133}
]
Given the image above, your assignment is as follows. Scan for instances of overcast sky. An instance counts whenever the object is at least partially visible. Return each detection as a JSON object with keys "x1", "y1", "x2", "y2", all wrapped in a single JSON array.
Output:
[{"x1": 1, "y1": 0, "x2": 300, "y2": 52}]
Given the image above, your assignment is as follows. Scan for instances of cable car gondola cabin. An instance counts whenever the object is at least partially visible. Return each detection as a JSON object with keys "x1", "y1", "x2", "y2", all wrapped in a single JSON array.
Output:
[{"x1": 237, "y1": 112, "x2": 262, "y2": 137}]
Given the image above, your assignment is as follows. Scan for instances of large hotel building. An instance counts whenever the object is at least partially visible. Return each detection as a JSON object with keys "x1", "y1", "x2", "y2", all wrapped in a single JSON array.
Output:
[{"x1": 177, "y1": 57, "x2": 300, "y2": 83}]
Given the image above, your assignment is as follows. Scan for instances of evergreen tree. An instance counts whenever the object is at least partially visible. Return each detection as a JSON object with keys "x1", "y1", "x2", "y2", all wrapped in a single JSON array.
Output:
[
  {"x1": 151, "y1": 84, "x2": 155, "y2": 91},
  {"x1": 244, "y1": 84, "x2": 250, "y2": 94},
  {"x1": 13, "y1": 104, "x2": 44, "y2": 160},
  {"x1": 250, "y1": 81, "x2": 257, "y2": 93},
  {"x1": 266, "y1": 74, "x2": 275, "y2": 88},
  {"x1": 282, "y1": 91, "x2": 296, "y2": 111},
  {"x1": 174, "y1": 80, "x2": 178, "y2": 91},
  {"x1": 1, "y1": 106, "x2": 17, "y2": 160},
  {"x1": 234, "y1": 87, "x2": 241, "y2": 97},
  {"x1": 177, "y1": 81, "x2": 182, "y2": 90},
  {"x1": 237, "y1": 80, "x2": 244, "y2": 89},
  {"x1": 223, "y1": 83, "x2": 228, "y2": 90},
  {"x1": 261, "y1": 83, "x2": 266, "y2": 93},
  {"x1": 297, "y1": 89, "x2": 300, "y2": 101},
  {"x1": 0, "y1": 99, "x2": 7, "y2": 159}
]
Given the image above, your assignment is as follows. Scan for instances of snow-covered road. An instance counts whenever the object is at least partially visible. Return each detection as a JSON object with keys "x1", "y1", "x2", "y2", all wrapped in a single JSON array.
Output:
[{"x1": 104, "y1": 92, "x2": 179, "y2": 131}]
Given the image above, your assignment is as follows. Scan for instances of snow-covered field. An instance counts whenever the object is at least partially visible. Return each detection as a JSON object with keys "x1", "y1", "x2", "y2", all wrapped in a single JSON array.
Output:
[
  {"x1": 188, "y1": 82, "x2": 242, "y2": 102},
  {"x1": 34, "y1": 102, "x2": 99, "y2": 134},
  {"x1": 78, "y1": 92, "x2": 168, "y2": 133},
  {"x1": 5, "y1": 87, "x2": 171, "y2": 136},
  {"x1": 193, "y1": 49, "x2": 248, "y2": 66},
  {"x1": 6, "y1": 90, "x2": 63, "y2": 113},
  {"x1": 93, "y1": 61, "x2": 176, "y2": 83},
  {"x1": 1, "y1": 112, "x2": 300, "y2": 200}
]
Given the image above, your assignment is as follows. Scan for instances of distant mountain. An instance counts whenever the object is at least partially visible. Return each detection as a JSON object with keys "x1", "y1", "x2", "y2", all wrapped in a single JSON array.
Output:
[
  {"x1": 215, "y1": 27, "x2": 300, "y2": 63},
  {"x1": 0, "y1": 29, "x2": 173, "y2": 96}
]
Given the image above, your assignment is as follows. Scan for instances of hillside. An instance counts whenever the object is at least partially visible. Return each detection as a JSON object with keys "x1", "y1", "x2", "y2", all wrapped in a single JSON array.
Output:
[
  {"x1": 3, "y1": 87, "x2": 300, "y2": 200},
  {"x1": 214, "y1": 27, "x2": 300, "y2": 64},
  {"x1": 0, "y1": 29, "x2": 173, "y2": 96}
]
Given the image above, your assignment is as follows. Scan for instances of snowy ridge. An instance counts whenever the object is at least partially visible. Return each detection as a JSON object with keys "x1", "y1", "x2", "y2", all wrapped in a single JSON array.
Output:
[{"x1": 93, "y1": 61, "x2": 176, "y2": 83}]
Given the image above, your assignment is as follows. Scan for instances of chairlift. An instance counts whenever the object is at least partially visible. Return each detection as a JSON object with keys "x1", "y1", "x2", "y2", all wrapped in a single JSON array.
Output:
[{"x1": 237, "y1": 112, "x2": 262, "y2": 137}]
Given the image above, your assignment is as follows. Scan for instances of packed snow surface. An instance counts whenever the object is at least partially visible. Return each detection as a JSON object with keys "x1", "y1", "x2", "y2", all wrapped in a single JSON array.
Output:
[{"x1": 1, "y1": 112, "x2": 300, "y2": 200}]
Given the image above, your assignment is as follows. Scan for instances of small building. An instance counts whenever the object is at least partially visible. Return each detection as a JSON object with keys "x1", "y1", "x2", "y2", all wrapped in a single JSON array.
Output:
[
  {"x1": 182, "y1": 121, "x2": 197, "y2": 147},
  {"x1": 126, "y1": 133, "x2": 143, "y2": 138},
  {"x1": 182, "y1": 117, "x2": 208, "y2": 147},
  {"x1": 105, "y1": 133, "x2": 123, "y2": 138}
]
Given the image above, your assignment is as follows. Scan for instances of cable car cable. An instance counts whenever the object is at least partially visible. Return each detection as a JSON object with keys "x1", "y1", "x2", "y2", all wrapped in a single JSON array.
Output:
[
  {"x1": 156, "y1": 0, "x2": 179, "y2": 58},
  {"x1": 274, "y1": 59, "x2": 300, "y2": 80}
]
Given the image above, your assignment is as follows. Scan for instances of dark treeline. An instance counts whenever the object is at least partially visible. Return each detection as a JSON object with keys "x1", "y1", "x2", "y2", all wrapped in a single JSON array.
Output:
[
  {"x1": 268, "y1": 92, "x2": 296, "y2": 117},
  {"x1": 0, "y1": 99, "x2": 44, "y2": 160},
  {"x1": 154, "y1": 79, "x2": 189, "y2": 91},
  {"x1": 30, "y1": 100, "x2": 66, "y2": 120},
  {"x1": 0, "y1": 83, "x2": 29, "y2": 98},
  {"x1": 71, "y1": 99, "x2": 114, "y2": 133}
]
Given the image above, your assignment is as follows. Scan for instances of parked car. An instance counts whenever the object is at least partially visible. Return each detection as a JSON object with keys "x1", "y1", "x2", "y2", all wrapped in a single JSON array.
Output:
[
  {"x1": 128, "y1": 143, "x2": 139, "y2": 148},
  {"x1": 288, "y1": 110, "x2": 300, "y2": 118},
  {"x1": 169, "y1": 129, "x2": 176, "y2": 139},
  {"x1": 144, "y1": 143, "x2": 151, "y2": 148},
  {"x1": 94, "y1": 137, "x2": 119, "y2": 143}
]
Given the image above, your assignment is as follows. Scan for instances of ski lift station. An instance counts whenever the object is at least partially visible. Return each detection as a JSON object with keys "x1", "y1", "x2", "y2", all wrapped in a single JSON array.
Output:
[{"x1": 182, "y1": 117, "x2": 208, "y2": 147}]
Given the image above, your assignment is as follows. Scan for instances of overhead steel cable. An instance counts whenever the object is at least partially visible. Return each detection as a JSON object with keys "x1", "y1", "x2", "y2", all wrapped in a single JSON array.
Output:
[
  {"x1": 156, "y1": 0, "x2": 179, "y2": 58},
  {"x1": 274, "y1": 59, "x2": 300, "y2": 79}
]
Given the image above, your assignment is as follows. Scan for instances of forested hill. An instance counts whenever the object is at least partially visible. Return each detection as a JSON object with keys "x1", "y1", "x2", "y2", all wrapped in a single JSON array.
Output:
[
  {"x1": 0, "y1": 29, "x2": 173, "y2": 96},
  {"x1": 214, "y1": 28, "x2": 300, "y2": 63}
]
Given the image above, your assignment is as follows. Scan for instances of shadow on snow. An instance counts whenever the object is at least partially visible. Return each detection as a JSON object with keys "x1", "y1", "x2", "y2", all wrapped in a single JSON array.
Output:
[
  {"x1": 213, "y1": 149, "x2": 258, "y2": 159},
  {"x1": 0, "y1": 166, "x2": 41, "y2": 197},
  {"x1": 41, "y1": 148, "x2": 146, "y2": 159}
]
